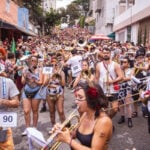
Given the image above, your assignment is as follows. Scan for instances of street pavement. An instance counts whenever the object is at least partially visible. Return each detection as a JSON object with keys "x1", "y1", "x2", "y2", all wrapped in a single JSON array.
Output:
[{"x1": 12, "y1": 88, "x2": 150, "y2": 150}]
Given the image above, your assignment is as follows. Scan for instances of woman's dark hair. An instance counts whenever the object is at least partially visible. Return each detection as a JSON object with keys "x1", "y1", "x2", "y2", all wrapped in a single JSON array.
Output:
[
  {"x1": 122, "y1": 56, "x2": 130, "y2": 63},
  {"x1": 15, "y1": 51, "x2": 22, "y2": 59},
  {"x1": 7, "y1": 52, "x2": 15, "y2": 59},
  {"x1": 82, "y1": 59, "x2": 89, "y2": 66},
  {"x1": 76, "y1": 81, "x2": 108, "y2": 118}
]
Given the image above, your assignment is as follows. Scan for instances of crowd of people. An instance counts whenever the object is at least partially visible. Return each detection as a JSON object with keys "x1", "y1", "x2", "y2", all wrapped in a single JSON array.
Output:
[{"x1": 0, "y1": 27, "x2": 150, "y2": 149}]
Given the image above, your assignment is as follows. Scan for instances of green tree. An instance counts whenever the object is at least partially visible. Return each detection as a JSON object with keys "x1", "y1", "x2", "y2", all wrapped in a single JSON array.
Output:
[
  {"x1": 22, "y1": 0, "x2": 44, "y2": 24},
  {"x1": 45, "y1": 9, "x2": 61, "y2": 34},
  {"x1": 66, "y1": 3, "x2": 80, "y2": 21},
  {"x1": 79, "y1": 15, "x2": 85, "y2": 28},
  {"x1": 72, "y1": 0, "x2": 89, "y2": 12}
]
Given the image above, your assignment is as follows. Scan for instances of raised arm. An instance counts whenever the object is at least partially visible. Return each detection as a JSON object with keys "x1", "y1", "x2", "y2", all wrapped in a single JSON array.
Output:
[{"x1": 94, "y1": 63, "x2": 100, "y2": 84}]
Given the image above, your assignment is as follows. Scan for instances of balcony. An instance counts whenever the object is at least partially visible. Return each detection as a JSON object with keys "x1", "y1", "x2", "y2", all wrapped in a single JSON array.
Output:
[
  {"x1": 113, "y1": 0, "x2": 150, "y2": 31},
  {"x1": 119, "y1": 0, "x2": 135, "y2": 4}
]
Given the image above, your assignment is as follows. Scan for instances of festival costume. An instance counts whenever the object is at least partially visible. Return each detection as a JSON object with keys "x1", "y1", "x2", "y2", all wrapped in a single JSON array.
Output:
[{"x1": 99, "y1": 61, "x2": 118, "y2": 101}]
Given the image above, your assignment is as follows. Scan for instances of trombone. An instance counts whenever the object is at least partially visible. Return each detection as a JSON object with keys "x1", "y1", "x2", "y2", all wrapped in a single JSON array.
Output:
[
  {"x1": 42, "y1": 106, "x2": 80, "y2": 150},
  {"x1": 103, "y1": 71, "x2": 112, "y2": 97}
]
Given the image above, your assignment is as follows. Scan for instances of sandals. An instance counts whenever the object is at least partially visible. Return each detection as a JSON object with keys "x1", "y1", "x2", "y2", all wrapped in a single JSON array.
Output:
[{"x1": 132, "y1": 112, "x2": 138, "y2": 118}]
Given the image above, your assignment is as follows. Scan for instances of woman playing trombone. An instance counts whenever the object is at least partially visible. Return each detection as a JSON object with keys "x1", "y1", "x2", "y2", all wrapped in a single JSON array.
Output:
[
  {"x1": 52, "y1": 81, "x2": 112, "y2": 150},
  {"x1": 118, "y1": 57, "x2": 134, "y2": 127}
]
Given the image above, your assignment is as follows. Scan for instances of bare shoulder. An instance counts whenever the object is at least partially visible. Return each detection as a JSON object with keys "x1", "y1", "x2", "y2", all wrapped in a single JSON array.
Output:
[
  {"x1": 94, "y1": 116, "x2": 112, "y2": 138},
  {"x1": 95, "y1": 62, "x2": 101, "y2": 69},
  {"x1": 114, "y1": 61, "x2": 121, "y2": 69},
  {"x1": 96, "y1": 61, "x2": 101, "y2": 66},
  {"x1": 113, "y1": 61, "x2": 120, "y2": 66},
  {"x1": 95, "y1": 115, "x2": 112, "y2": 130}
]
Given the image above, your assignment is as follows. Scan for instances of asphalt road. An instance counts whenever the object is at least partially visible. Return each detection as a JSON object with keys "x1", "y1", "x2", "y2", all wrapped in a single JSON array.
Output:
[{"x1": 12, "y1": 88, "x2": 150, "y2": 150}]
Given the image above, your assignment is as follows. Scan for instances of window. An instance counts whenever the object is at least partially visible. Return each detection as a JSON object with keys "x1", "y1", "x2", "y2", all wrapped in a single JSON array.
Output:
[{"x1": 6, "y1": 0, "x2": 10, "y2": 13}]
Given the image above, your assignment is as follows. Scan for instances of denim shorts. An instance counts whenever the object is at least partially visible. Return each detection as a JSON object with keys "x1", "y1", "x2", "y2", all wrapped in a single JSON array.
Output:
[{"x1": 21, "y1": 84, "x2": 46, "y2": 100}]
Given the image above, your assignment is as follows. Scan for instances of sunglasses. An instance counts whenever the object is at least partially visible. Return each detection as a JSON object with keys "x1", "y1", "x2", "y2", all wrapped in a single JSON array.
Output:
[
  {"x1": 122, "y1": 61, "x2": 128, "y2": 63},
  {"x1": 74, "y1": 97, "x2": 86, "y2": 101},
  {"x1": 31, "y1": 59, "x2": 37, "y2": 62},
  {"x1": 51, "y1": 64, "x2": 58, "y2": 67}
]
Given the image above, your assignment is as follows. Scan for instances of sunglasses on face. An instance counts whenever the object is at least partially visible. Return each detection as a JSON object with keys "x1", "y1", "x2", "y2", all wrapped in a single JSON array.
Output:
[
  {"x1": 121, "y1": 61, "x2": 128, "y2": 63},
  {"x1": 137, "y1": 56, "x2": 144, "y2": 59},
  {"x1": 75, "y1": 97, "x2": 86, "y2": 101},
  {"x1": 31, "y1": 59, "x2": 37, "y2": 62},
  {"x1": 51, "y1": 64, "x2": 58, "y2": 67}
]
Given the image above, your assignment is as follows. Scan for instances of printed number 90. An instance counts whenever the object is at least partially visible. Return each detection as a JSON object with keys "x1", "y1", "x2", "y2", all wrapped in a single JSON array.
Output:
[{"x1": 3, "y1": 115, "x2": 13, "y2": 122}]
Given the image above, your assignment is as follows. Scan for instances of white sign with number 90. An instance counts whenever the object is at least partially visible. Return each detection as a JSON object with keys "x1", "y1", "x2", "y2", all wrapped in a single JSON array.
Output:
[{"x1": 0, "y1": 112, "x2": 17, "y2": 127}]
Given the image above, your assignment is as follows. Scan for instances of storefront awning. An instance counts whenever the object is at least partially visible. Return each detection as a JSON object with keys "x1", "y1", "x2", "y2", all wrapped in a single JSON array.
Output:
[
  {"x1": 15, "y1": 26, "x2": 37, "y2": 36},
  {"x1": 107, "y1": 32, "x2": 115, "y2": 40},
  {"x1": 0, "y1": 19, "x2": 16, "y2": 29},
  {"x1": 0, "y1": 19, "x2": 37, "y2": 36}
]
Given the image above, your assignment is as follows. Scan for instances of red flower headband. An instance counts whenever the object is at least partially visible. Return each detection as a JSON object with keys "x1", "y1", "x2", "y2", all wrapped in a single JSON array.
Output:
[{"x1": 87, "y1": 87, "x2": 98, "y2": 98}]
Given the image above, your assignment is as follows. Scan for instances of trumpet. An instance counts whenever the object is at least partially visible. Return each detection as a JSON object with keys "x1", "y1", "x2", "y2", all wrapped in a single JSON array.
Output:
[{"x1": 42, "y1": 106, "x2": 80, "y2": 150}]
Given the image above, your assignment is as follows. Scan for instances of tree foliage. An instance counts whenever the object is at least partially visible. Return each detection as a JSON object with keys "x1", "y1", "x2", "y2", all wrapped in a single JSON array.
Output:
[
  {"x1": 79, "y1": 15, "x2": 85, "y2": 28},
  {"x1": 72, "y1": 0, "x2": 89, "y2": 12},
  {"x1": 45, "y1": 9, "x2": 61, "y2": 27},
  {"x1": 22, "y1": 0, "x2": 43, "y2": 25},
  {"x1": 66, "y1": 3, "x2": 80, "y2": 20},
  {"x1": 21, "y1": 0, "x2": 90, "y2": 34}
]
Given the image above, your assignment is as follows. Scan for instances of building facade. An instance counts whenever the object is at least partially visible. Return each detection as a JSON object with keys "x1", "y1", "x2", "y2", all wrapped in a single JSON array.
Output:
[
  {"x1": 88, "y1": 0, "x2": 116, "y2": 35},
  {"x1": 113, "y1": 0, "x2": 150, "y2": 46},
  {"x1": 42, "y1": 0, "x2": 56, "y2": 12}
]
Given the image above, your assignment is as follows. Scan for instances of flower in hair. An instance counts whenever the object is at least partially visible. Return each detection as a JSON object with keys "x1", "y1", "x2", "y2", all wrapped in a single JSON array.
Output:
[{"x1": 87, "y1": 87, "x2": 98, "y2": 98}]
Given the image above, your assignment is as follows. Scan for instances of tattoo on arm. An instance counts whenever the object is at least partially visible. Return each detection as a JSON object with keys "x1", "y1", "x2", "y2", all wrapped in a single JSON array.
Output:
[{"x1": 99, "y1": 132, "x2": 105, "y2": 138}]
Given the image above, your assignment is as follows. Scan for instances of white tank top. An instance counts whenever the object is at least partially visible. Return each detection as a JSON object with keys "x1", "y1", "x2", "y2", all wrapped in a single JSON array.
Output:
[{"x1": 99, "y1": 61, "x2": 117, "y2": 94}]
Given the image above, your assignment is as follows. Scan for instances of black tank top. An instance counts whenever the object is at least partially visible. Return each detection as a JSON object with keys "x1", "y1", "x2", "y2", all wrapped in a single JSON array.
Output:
[{"x1": 76, "y1": 129, "x2": 93, "y2": 147}]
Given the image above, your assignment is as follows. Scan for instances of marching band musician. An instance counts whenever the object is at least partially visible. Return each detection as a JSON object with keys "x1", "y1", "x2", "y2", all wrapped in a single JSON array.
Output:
[
  {"x1": 64, "y1": 48, "x2": 82, "y2": 88},
  {"x1": 95, "y1": 47, "x2": 123, "y2": 118},
  {"x1": 0, "y1": 64, "x2": 20, "y2": 149},
  {"x1": 73, "y1": 59, "x2": 94, "y2": 89},
  {"x1": 44, "y1": 58, "x2": 66, "y2": 131},
  {"x1": 140, "y1": 78, "x2": 150, "y2": 133},
  {"x1": 118, "y1": 57, "x2": 134, "y2": 128},
  {"x1": 145, "y1": 52, "x2": 150, "y2": 75},
  {"x1": 131, "y1": 49, "x2": 148, "y2": 118},
  {"x1": 52, "y1": 81, "x2": 112, "y2": 150},
  {"x1": 21, "y1": 55, "x2": 44, "y2": 136}
]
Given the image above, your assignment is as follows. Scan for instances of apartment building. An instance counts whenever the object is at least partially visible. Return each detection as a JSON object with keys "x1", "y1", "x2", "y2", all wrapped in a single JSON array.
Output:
[
  {"x1": 113, "y1": 0, "x2": 150, "y2": 45},
  {"x1": 87, "y1": 0, "x2": 116, "y2": 36}
]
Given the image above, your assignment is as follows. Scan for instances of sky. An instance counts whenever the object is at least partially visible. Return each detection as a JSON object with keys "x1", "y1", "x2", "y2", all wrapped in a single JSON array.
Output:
[{"x1": 56, "y1": 0, "x2": 75, "y2": 9}]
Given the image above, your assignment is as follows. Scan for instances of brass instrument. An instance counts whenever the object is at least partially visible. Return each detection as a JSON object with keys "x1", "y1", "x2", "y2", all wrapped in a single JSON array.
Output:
[
  {"x1": 52, "y1": 62, "x2": 64, "y2": 80},
  {"x1": 42, "y1": 106, "x2": 80, "y2": 150},
  {"x1": 105, "y1": 71, "x2": 111, "y2": 97},
  {"x1": 105, "y1": 90, "x2": 144, "y2": 113},
  {"x1": 81, "y1": 69, "x2": 91, "y2": 80},
  {"x1": 77, "y1": 37, "x2": 87, "y2": 47}
]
